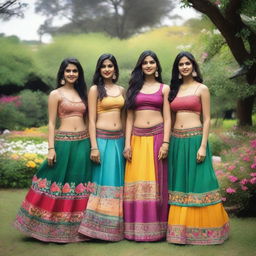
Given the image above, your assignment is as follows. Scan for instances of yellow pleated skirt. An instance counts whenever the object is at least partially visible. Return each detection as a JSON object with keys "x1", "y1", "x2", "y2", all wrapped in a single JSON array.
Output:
[{"x1": 167, "y1": 203, "x2": 229, "y2": 245}]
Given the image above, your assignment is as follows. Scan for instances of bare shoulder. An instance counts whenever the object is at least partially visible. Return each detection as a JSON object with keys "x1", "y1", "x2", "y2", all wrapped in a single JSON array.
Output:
[
  {"x1": 162, "y1": 83, "x2": 170, "y2": 93},
  {"x1": 49, "y1": 89, "x2": 61, "y2": 100},
  {"x1": 118, "y1": 85, "x2": 126, "y2": 94},
  {"x1": 89, "y1": 85, "x2": 98, "y2": 92}
]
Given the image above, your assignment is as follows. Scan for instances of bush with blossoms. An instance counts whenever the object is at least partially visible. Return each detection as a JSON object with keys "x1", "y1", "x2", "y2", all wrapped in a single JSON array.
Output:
[{"x1": 214, "y1": 131, "x2": 256, "y2": 216}]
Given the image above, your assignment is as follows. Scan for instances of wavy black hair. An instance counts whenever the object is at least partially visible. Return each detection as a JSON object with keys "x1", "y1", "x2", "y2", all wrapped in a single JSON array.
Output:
[
  {"x1": 92, "y1": 53, "x2": 119, "y2": 100},
  {"x1": 125, "y1": 50, "x2": 163, "y2": 109},
  {"x1": 169, "y1": 51, "x2": 203, "y2": 102},
  {"x1": 57, "y1": 57, "x2": 87, "y2": 104}
]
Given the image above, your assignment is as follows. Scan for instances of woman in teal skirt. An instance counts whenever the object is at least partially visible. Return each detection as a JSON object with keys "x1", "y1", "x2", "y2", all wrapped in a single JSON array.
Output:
[
  {"x1": 167, "y1": 52, "x2": 229, "y2": 245},
  {"x1": 78, "y1": 54, "x2": 125, "y2": 241},
  {"x1": 14, "y1": 58, "x2": 92, "y2": 243}
]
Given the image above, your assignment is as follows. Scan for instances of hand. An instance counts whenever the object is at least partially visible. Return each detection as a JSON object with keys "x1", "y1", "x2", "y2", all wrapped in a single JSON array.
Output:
[
  {"x1": 123, "y1": 146, "x2": 132, "y2": 162},
  {"x1": 158, "y1": 144, "x2": 169, "y2": 160},
  {"x1": 48, "y1": 149, "x2": 56, "y2": 166},
  {"x1": 90, "y1": 149, "x2": 100, "y2": 164},
  {"x1": 197, "y1": 146, "x2": 206, "y2": 163}
]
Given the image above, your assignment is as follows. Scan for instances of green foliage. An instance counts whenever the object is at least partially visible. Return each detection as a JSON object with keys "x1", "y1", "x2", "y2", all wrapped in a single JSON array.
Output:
[
  {"x1": 0, "y1": 36, "x2": 37, "y2": 87},
  {"x1": 18, "y1": 90, "x2": 48, "y2": 127},
  {"x1": 0, "y1": 156, "x2": 35, "y2": 188},
  {"x1": 0, "y1": 103, "x2": 27, "y2": 130},
  {"x1": 208, "y1": 133, "x2": 230, "y2": 156}
]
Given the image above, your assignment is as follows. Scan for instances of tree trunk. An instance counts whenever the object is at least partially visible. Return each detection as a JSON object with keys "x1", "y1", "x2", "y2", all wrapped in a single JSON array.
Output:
[{"x1": 236, "y1": 95, "x2": 255, "y2": 126}]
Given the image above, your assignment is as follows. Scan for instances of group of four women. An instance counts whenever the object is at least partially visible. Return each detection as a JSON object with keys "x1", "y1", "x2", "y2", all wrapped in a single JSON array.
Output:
[{"x1": 14, "y1": 50, "x2": 229, "y2": 245}]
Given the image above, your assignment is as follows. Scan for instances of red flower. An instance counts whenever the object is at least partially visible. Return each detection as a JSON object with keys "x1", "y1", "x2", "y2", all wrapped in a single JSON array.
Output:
[
  {"x1": 50, "y1": 182, "x2": 61, "y2": 192},
  {"x1": 75, "y1": 183, "x2": 86, "y2": 194},
  {"x1": 62, "y1": 183, "x2": 71, "y2": 193},
  {"x1": 38, "y1": 178, "x2": 47, "y2": 188}
]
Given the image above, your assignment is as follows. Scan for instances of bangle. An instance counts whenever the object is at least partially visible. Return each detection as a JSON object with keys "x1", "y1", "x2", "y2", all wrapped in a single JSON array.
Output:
[
  {"x1": 48, "y1": 147, "x2": 54, "y2": 150},
  {"x1": 91, "y1": 147, "x2": 98, "y2": 151},
  {"x1": 162, "y1": 141, "x2": 169, "y2": 144}
]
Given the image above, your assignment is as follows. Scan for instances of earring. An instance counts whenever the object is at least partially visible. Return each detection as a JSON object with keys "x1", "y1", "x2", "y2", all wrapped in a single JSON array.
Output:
[
  {"x1": 155, "y1": 71, "x2": 159, "y2": 78},
  {"x1": 178, "y1": 73, "x2": 182, "y2": 79},
  {"x1": 60, "y1": 78, "x2": 65, "y2": 85},
  {"x1": 113, "y1": 73, "x2": 116, "y2": 80},
  {"x1": 192, "y1": 70, "x2": 197, "y2": 77}
]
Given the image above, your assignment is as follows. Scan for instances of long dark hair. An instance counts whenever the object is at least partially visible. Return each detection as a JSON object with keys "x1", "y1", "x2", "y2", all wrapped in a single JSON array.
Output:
[
  {"x1": 125, "y1": 50, "x2": 163, "y2": 109},
  {"x1": 169, "y1": 51, "x2": 203, "y2": 102},
  {"x1": 92, "y1": 53, "x2": 119, "y2": 100},
  {"x1": 57, "y1": 58, "x2": 87, "y2": 104}
]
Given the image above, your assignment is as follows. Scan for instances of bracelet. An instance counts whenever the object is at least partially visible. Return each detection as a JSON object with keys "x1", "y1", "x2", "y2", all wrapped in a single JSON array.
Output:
[
  {"x1": 162, "y1": 141, "x2": 169, "y2": 144},
  {"x1": 48, "y1": 147, "x2": 54, "y2": 150},
  {"x1": 91, "y1": 148, "x2": 99, "y2": 151}
]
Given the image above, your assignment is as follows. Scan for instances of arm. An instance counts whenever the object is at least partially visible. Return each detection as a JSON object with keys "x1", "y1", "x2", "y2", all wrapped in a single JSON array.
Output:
[
  {"x1": 120, "y1": 86, "x2": 127, "y2": 132},
  {"x1": 197, "y1": 85, "x2": 211, "y2": 163},
  {"x1": 47, "y1": 90, "x2": 59, "y2": 166},
  {"x1": 88, "y1": 85, "x2": 100, "y2": 163},
  {"x1": 123, "y1": 109, "x2": 134, "y2": 161},
  {"x1": 158, "y1": 84, "x2": 171, "y2": 160}
]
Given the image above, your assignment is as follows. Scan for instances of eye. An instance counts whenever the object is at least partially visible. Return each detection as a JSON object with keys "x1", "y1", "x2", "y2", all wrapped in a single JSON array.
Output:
[
  {"x1": 108, "y1": 64, "x2": 114, "y2": 68},
  {"x1": 65, "y1": 69, "x2": 71, "y2": 73},
  {"x1": 150, "y1": 61, "x2": 155, "y2": 64},
  {"x1": 73, "y1": 70, "x2": 78, "y2": 73},
  {"x1": 185, "y1": 62, "x2": 191, "y2": 65},
  {"x1": 101, "y1": 65, "x2": 106, "y2": 68},
  {"x1": 178, "y1": 63, "x2": 184, "y2": 67}
]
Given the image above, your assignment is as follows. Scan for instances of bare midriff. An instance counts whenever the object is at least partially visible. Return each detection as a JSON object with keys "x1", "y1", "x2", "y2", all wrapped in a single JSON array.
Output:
[
  {"x1": 59, "y1": 116, "x2": 87, "y2": 131},
  {"x1": 174, "y1": 111, "x2": 202, "y2": 129},
  {"x1": 96, "y1": 110, "x2": 123, "y2": 130},
  {"x1": 134, "y1": 109, "x2": 163, "y2": 128}
]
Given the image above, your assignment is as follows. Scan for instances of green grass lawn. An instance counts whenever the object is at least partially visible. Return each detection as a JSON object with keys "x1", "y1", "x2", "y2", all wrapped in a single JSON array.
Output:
[{"x1": 1, "y1": 189, "x2": 256, "y2": 256}]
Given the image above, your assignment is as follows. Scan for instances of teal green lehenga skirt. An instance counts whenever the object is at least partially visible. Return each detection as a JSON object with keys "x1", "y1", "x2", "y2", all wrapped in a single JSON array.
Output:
[{"x1": 14, "y1": 130, "x2": 93, "y2": 243}]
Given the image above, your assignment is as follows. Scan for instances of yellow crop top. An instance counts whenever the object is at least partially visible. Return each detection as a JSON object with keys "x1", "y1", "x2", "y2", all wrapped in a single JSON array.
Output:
[{"x1": 97, "y1": 94, "x2": 124, "y2": 114}]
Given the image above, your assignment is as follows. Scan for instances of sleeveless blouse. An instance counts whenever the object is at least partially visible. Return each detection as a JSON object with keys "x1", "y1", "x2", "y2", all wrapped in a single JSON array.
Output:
[
  {"x1": 170, "y1": 95, "x2": 202, "y2": 114},
  {"x1": 97, "y1": 94, "x2": 124, "y2": 114},
  {"x1": 58, "y1": 92, "x2": 86, "y2": 119},
  {"x1": 135, "y1": 83, "x2": 163, "y2": 111}
]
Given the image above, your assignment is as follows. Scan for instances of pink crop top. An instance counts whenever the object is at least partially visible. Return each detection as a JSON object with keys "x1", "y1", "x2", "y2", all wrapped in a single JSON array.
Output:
[
  {"x1": 58, "y1": 93, "x2": 86, "y2": 119},
  {"x1": 170, "y1": 95, "x2": 202, "y2": 114},
  {"x1": 135, "y1": 83, "x2": 163, "y2": 111}
]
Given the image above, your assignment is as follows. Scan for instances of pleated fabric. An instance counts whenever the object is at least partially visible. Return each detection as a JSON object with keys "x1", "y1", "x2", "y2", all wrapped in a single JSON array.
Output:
[
  {"x1": 167, "y1": 127, "x2": 229, "y2": 245},
  {"x1": 79, "y1": 129, "x2": 125, "y2": 241},
  {"x1": 124, "y1": 123, "x2": 168, "y2": 241},
  {"x1": 14, "y1": 131, "x2": 92, "y2": 243}
]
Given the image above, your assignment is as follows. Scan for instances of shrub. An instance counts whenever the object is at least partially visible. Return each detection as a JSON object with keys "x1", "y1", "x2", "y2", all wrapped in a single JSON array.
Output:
[
  {"x1": 216, "y1": 135, "x2": 256, "y2": 216},
  {"x1": 208, "y1": 132, "x2": 230, "y2": 156}
]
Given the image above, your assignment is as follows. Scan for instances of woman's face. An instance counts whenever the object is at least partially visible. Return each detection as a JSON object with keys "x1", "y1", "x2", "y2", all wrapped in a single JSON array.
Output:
[
  {"x1": 178, "y1": 56, "x2": 193, "y2": 78},
  {"x1": 100, "y1": 59, "x2": 115, "y2": 80},
  {"x1": 141, "y1": 56, "x2": 157, "y2": 76},
  {"x1": 64, "y1": 64, "x2": 79, "y2": 84}
]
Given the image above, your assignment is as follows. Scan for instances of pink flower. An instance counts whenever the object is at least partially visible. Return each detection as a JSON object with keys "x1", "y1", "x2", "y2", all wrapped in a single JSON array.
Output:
[
  {"x1": 241, "y1": 185, "x2": 248, "y2": 191},
  {"x1": 240, "y1": 166, "x2": 245, "y2": 172},
  {"x1": 221, "y1": 197, "x2": 226, "y2": 202},
  {"x1": 227, "y1": 165, "x2": 236, "y2": 171},
  {"x1": 50, "y1": 182, "x2": 61, "y2": 192},
  {"x1": 249, "y1": 177, "x2": 256, "y2": 184},
  {"x1": 85, "y1": 182, "x2": 95, "y2": 193},
  {"x1": 226, "y1": 187, "x2": 236, "y2": 194},
  {"x1": 215, "y1": 0, "x2": 221, "y2": 5},
  {"x1": 228, "y1": 175, "x2": 238, "y2": 182},
  {"x1": 38, "y1": 178, "x2": 47, "y2": 188},
  {"x1": 250, "y1": 140, "x2": 256, "y2": 149},
  {"x1": 62, "y1": 183, "x2": 71, "y2": 193},
  {"x1": 32, "y1": 176, "x2": 38, "y2": 183},
  {"x1": 240, "y1": 178, "x2": 248, "y2": 185},
  {"x1": 215, "y1": 170, "x2": 223, "y2": 176},
  {"x1": 251, "y1": 163, "x2": 256, "y2": 169},
  {"x1": 242, "y1": 156, "x2": 250, "y2": 162},
  {"x1": 75, "y1": 183, "x2": 86, "y2": 194}
]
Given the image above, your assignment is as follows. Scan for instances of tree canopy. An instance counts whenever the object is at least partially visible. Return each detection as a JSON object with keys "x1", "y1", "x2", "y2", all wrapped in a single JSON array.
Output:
[
  {"x1": 35, "y1": 0, "x2": 176, "y2": 38},
  {"x1": 0, "y1": 0, "x2": 27, "y2": 20}
]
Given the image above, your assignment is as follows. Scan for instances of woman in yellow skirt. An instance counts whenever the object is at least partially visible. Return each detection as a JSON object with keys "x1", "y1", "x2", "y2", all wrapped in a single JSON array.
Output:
[
  {"x1": 167, "y1": 51, "x2": 229, "y2": 245},
  {"x1": 123, "y1": 50, "x2": 171, "y2": 241}
]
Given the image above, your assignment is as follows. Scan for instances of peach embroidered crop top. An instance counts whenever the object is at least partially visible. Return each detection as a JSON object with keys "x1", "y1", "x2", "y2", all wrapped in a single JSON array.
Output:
[
  {"x1": 58, "y1": 92, "x2": 86, "y2": 119},
  {"x1": 97, "y1": 94, "x2": 124, "y2": 114}
]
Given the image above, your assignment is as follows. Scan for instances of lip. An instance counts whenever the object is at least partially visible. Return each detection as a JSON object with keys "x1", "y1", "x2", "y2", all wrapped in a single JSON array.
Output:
[
  {"x1": 145, "y1": 69, "x2": 152, "y2": 72},
  {"x1": 103, "y1": 72, "x2": 111, "y2": 75}
]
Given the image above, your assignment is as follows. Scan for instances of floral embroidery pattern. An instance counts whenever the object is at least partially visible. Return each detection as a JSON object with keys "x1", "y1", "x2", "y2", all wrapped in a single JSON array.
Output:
[
  {"x1": 124, "y1": 222, "x2": 167, "y2": 241},
  {"x1": 32, "y1": 175, "x2": 95, "y2": 198},
  {"x1": 168, "y1": 190, "x2": 222, "y2": 206},
  {"x1": 124, "y1": 181, "x2": 159, "y2": 201},
  {"x1": 55, "y1": 130, "x2": 89, "y2": 141},
  {"x1": 167, "y1": 222, "x2": 229, "y2": 245},
  {"x1": 172, "y1": 127, "x2": 203, "y2": 138}
]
